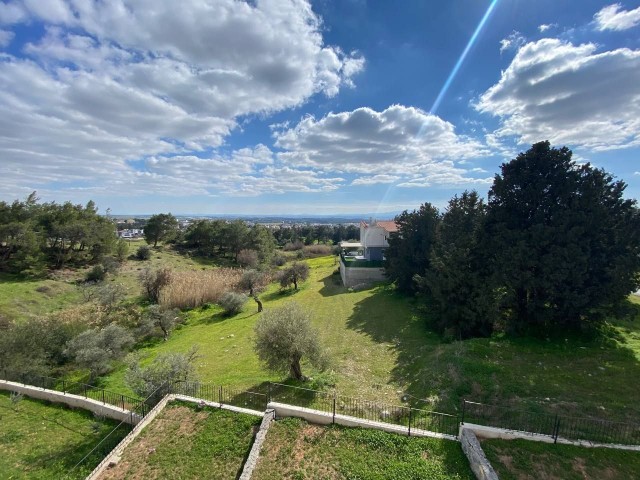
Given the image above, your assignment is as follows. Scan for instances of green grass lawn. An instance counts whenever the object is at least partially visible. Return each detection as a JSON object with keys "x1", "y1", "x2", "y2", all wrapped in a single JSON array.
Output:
[
  {"x1": 98, "y1": 400, "x2": 260, "y2": 480},
  {"x1": 481, "y1": 438, "x2": 640, "y2": 479},
  {"x1": 0, "y1": 391, "x2": 129, "y2": 479},
  {"x1": 0, "y1": 272, "x2": 82, "y2": 323},
  {"x1": 252, "y1": 417, "x2": 474, "y2": 480}
]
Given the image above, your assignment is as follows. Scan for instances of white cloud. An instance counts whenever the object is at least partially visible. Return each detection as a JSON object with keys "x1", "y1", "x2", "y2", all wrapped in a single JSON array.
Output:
[
  {"x1": 0, "y1": 29, "x2": 13, "y2": 47},
  {"x1": 538, "y1": 23, "x2": 557, "y2": 33},
  {"x1": 594, "y1": 3, "x2": 640, "y2": 31},
  {"x1": 351, "y1": 175, "x2": 400, "y2": 186},
  {"x1": 477, "y1": 38, "x2": 640, "y2": 151},
  {"x1": 0, "y1": 0, "x2": 364, "y2": 199},
  {"x1": 499, "y1": 31, "x2": 526, "y2": 54},
  {"x1": 274, "y1": 105, "x2": 490, "y2": 186}
]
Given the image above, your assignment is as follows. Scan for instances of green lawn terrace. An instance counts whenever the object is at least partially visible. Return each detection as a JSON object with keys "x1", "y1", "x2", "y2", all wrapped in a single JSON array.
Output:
[
  {"x1": 481, "y1": 438, "x2": 640, "y2": 480},
  {"x1": 0, "y1": 391, "x2": 129, "y2": 480},
  {"x1": 252, "y1": 417, "x2": 474, "y2": 480},
  {"x1": 96, "y1": 400, "x2": 261, "y2": 480}
]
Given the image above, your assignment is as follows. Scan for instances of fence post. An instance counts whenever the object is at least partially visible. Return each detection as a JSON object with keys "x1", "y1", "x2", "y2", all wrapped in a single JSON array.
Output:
[
  {"x1": 333, "y1": 396, "x2": 336, "y2": 424},
  {"x1": 267, "y1": 382, "x2": 271, "y2": 404},
  {"x1": 408, "y1": 408, "x2": 412, "y2": 437},
  {"x1": 102, "y1": 390, "x2": 105, "y2": 404},
  {"x1": 121, "y1": 395, "x2": 125, "y2": 411},
  {"x1": 461, "y1": 399, "x2": 466, "y2": 425},
  {"x1": 62, "y1": 380, "x2": 66, "y2": 394},
  {"x1": 553, "y1": 415, "x2": 560, "y2": 444},
  {"x1": 219, "y1": 386, "x2": 223, "y2": 406},
  {"x1": 83, "y1": 384, "x2": 88, "y2": 398}
]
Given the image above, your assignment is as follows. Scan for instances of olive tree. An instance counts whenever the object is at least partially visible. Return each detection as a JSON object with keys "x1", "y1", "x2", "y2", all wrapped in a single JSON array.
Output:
[{"x1": 254, "y1": 302, "x2": 324, "y2": 381}]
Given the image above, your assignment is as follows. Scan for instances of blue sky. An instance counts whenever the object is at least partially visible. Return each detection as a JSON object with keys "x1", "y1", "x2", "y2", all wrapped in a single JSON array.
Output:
[{"x1": 1, "y1": 0, "x2": 639, "y2": 215}]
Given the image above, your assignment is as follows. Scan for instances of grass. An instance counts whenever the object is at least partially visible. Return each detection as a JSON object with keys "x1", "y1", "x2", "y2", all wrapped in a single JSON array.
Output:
[
  {"x1": 101, "y1": 255, "x2": 640, "y2": 427},
  {"x1": 0, "y1": 391, "x2": 128, "y2": 479},
  {"x1": 481, "y1": 438, "x2": 640, "y2": 479},
  {"x1": 98, "y1": 400, "x2": 261, "y2": 479},
  {"x1": 0, "y1": 272, "x2": 82, "y2": 323},
  {"x1": 252, "y1": 417, "x2": 474, "y2": 480}
]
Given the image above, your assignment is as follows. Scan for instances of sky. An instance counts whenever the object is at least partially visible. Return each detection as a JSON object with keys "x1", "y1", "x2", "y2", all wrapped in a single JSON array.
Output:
[{"x1": 1, "y1": 0, "x2": 640, "y2": 215}]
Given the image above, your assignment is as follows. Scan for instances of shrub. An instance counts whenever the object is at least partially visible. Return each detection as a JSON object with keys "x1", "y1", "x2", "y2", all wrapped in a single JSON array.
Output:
[
  {"x1": 136, "y1": 245, "x2": 152, "y2": 260},
  {"x1": 101, "y1": 256, "x2": 120, "y2": 275},
  {"x1": 271, "y1": 254, "x2": 287, "y2": 267},
  {"x1": 303, "y1": 244, "x2": 332, "y2": 256},
  {"x1": 86, "y1": 265, "x2": 106, "y2": 283},
  {"x1": 159, "y1": 268, "x2": 243, "y2": 309},
  {"x1": 220, "y1": 291, "x2": 248, "y2": 316},
  {"x1": 115, "y1": 239, "x2": 129, "y2": 262},
  {"x1": 283, "y1": 241, "x2": 304, "y2": 251},
  {"x1": 140, "y1": 267, "x2": 172, "y2": 303},
  {"x1": 237, "y1": 249, "x2": 259, "y2": 268}
]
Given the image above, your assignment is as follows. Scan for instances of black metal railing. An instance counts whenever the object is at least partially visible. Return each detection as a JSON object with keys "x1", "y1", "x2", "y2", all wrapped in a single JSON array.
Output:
[
  {"x1": 268, "y1": 382, "x2": 459, "y2": 436},
  {"x1": 462, "y1": 400, "x2": 640, "y2": 446},
  {"x1": 172, "y1": 380, "x2": 268, "y2": 412}
]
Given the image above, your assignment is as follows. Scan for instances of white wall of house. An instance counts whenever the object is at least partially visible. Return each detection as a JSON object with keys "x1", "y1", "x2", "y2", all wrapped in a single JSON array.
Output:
[{"x1": 360, "y1": 224, "x2": 389, "y2": 248}]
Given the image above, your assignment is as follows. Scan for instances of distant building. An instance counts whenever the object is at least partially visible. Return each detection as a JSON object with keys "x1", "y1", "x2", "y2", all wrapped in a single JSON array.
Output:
[{"x1": 338, "y1": 219, "x2": 398, "y2": 287}]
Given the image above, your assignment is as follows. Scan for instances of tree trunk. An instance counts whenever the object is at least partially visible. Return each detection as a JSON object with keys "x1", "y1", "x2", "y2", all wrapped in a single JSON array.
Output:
[
  {"x1": 289, "y1": 357, "x2": 304, "y2": 381},
  {"x1": 252, "y1": 294, "x2": 263, "y2": 312},
  {"x1": 293, "y1": 278, "x2": 298, "y2": 290}
]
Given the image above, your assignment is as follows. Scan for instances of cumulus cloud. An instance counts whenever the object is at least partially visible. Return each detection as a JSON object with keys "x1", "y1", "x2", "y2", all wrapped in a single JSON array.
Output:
[
  {"x1": 477, "y1": 38, "x2": 640, "y2": 151},
  {"x1": 594, "y1": 3, "x2": 640, "y2": 31},
  {"x1": 274, "y1": 105, "x2": 490, "y2": 185},
  {"x1": 0, "y1": 29, "x2": 13, "y2": 47},
  {"x1": 351, "y1": 175, "x2": 400, "y2": 186},
  {"x1": 0, "y1": 0, "x2": 364, "y2": 199},
  {"x1": 499, "y1": 31, "x2": 526, "y2": 53}
]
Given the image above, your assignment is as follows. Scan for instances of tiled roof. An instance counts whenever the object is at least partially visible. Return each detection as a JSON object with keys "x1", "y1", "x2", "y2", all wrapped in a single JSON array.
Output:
[{"x1": 375, "y1": 221, "x2": 398, "y2": 233}]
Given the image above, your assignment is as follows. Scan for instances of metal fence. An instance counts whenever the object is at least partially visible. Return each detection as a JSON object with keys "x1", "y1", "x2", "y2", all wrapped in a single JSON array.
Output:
[
  {"x1": 2, "y1": 369, "x2": 150, "y2": 418},
  {"x1": 462, "y1": 400, "x2": 640, "y2": 446},
  {"x1": 172, "y1": 380, "x2": 268, "y2": 412},
  {"x1": 268, "y1": 382, "x2": 459, "y2": 436}
]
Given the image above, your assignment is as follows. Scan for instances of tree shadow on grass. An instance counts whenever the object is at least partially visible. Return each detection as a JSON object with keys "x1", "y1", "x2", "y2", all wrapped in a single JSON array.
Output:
[
  {"x1": 318, "y1": 272, "x2": 347, "y2": 297},
  {"x1": 261, "y1": 288, "x2": 300, "y2": 303},
  {"x1": 345, "y1": 292, "x2": 640, "y2": 423}
]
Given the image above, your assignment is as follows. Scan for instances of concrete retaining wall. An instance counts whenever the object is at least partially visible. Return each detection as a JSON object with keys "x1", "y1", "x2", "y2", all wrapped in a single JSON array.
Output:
[
  {"x1": 464, "y1": 422, "x2": 640, "y2": 452},
  {"x1": 0, "y1": 380, "x2": 140, "y2": 425},
  {"x1": 239, "y1": 409, "x2": 275, "y2": 480},
  {"x1": 459, "y1": 428, "x2": 499, "y2": 480},
  {"x1": 268, "y1": 402, "x2": 457, "y2": 441},
  {"x1": 339, "y1": 261, "x2": 386, "y2": 287}
]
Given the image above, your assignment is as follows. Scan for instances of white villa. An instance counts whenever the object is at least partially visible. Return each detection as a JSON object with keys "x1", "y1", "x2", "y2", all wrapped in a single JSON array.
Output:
[{"x1": 338, "y1": 219, "x2": 398, "y2": 287}]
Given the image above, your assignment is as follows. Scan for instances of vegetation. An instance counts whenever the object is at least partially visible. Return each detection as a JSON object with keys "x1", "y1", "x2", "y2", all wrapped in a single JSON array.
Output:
[
  {"x1": 0, "y1": 391, "x2": 128, "y2": 479},
  {"x1": 135, "y1": 244, "x2": 151, "y2": 260},
  {"x1": 157, "y1": 268, "x2": 243, "y2": 309},
  {"x1": 98, "y1": 401, "x2": 260, "y2": 480},
  {"x1": 386, "y1": 142, "x2": 640, "y2": 337},
  {"x1": 278, "y1": 261, "x2": 310, "y2": 290},
  {"x1": 252, "y1": 417, "x2": 474, "y2": 480},
  {"x1": 238, "y1": 269, "x2": 268, "y2": 312},
  {"x1": 143, "y1": 213, "x2": 179, "y2": 247},
  {"x1": 482, "y1": 439, "x2": 640, "y2": 479},
  {"x1": 0, "y1": 193, "x2": 116, "y2": 274},
  {"x1": 254, "y1": 302, "x2": 325, "y2": 381},
  {"x1": 220, "y1": 291, "x2": 248, "y2": 316}
]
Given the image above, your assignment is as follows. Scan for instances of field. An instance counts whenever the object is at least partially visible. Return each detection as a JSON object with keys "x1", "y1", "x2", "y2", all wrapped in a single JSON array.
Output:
[
  {"x1": 97, "y1": 401, "x2": 261, "y2": 479},
  {"x1": 0, "y1": 391, "x2": 129, "y2": 479},
  {"x1": 481, "y1": 439, "x2": 640, "y2": 479},
  {"x1": 252, "y1": 417, "x2": 474, "y2": 480},
  {"x1": 97, "y1": 253, "x2": 640, "y2": 426}
]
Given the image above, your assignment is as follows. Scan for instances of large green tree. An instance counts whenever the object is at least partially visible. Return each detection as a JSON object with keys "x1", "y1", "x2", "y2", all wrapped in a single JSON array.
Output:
[
  {"x1": 416, "y1": 191, "x2": 496, "y2": 339},
  {"x1": 484, "y1": 141, "x2": 640, "y2": 332},
  {"x1": 143, "y1": 213, "x2": 179, "y2": 247},
  {"x1": 385, "y1": 203, "x2": 440, "y2": 294}
]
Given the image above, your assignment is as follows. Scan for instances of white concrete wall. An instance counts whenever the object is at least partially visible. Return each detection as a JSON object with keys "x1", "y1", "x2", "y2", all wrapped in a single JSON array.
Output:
[
  {"x1": 361, "y1": 225, "x2": 388, "y2": 248},
  {"x1": 268, "y1": 402, "x2": 456, "y2": 441},
  {"x1": 0, "y1": 380, "x2": 140, "y2": 424}
]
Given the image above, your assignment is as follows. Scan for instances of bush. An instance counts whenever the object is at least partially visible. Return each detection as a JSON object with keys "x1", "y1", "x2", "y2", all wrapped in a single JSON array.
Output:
[
  {"x1": 237, "y1": 249, "x2": 259, "y2": 268},
  {"x1": 86, "y1": 265, "x2": 106, "y2": 283},
  {"x1": 220, "y1": 291, "x2": 248, "y2": 316},
  {"x1": 136, "y1": 245, "x2": 152, "y2": 260},
  {"x1": 140, "y1": 267, "x2": 172, "y2": 303},
  {"x1": 101, "y1": 256, "x2": 120, "y2": 275},
  {"x1": 283, "y1": 241, "x2": 304, "y2": 251},
  {"x1": 271, "y1": 254, "x2": 287, "y2": 266},
  {"x1": 303, "y1": 244, "x2": 332, "y2": 256},
  {"x1": 115, "y1": 239, "x2": 129, "y2": 262}
]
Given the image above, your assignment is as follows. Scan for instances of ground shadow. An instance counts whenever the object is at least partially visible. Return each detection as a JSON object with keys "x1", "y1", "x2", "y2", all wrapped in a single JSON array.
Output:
[
  {"x1": 345, "y1": 291, "x2": 640, "y2": 423},
  {"x1": 318, "y1": 271, "x2": 347, "y2": 297}
]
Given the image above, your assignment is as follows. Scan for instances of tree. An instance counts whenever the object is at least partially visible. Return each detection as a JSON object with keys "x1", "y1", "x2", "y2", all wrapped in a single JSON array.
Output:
[
  {"x1": 223, "y1": 220, "x2": 249, "y2": 261},
  {"x1": 237, "y1": 249, "x2": 259, "y2": 268},
  {"x1": 254, "y1": 302, "x2": 324, "y2": 381},
  {"x1": 279, "y1": 262, "x2": 310, "y2": 290},
  {"x1": 415, "y1": 191, "x2": 496, "y2": 339},
  {"x1": 143, "y1": 213, "x2": 178, "y2": 247},
  {"x1": 115, "y1": 239, "x2": 129, "y2": 262},
  {"x1": 65, "y1": 324, "x2": 134, "y2": 380},
  {"x1": 144, "y1": 304, "x2": 181, "y2": 340},
  {"x1": 385, "y1": 203, "x2": 440, "y2": 293},
  {"x1": 484, "y1": 141, "x2": 640, "y2": 332},
  {"x1": 125, "y1": 346, "x2": 200, "y2": 400},
  {"x1": 238, "y1": 270, "x2": 268, "y2": 312}
]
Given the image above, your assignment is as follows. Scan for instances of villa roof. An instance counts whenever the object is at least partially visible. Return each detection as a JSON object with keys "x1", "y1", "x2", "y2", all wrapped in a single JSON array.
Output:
[{"x1": 360, "y1": 220, "x2": 398, "y2": 233}]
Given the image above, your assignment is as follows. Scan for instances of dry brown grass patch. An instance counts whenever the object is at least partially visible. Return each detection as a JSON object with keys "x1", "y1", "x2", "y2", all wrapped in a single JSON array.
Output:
[{"x1": 159, "y1": 268, "x2": 243, "y2": 309}]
